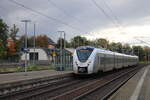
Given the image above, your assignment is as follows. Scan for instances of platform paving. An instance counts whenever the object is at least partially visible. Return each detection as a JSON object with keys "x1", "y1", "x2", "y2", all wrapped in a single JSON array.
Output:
[
  {"x1": 0, "y1": 70, "x2": 73, "y2": 85},
  {"x1": 109, "y1": 65, "x2": 150, "y2": 100}
]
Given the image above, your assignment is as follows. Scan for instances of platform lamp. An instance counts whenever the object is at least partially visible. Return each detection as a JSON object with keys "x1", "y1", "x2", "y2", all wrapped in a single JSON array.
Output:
[
  {"x1": 58, "y1": 31, "x2": 66, "y2": 71},
  {"x1": 21, "y1": 20, "x2": 31, "y2": 73}
]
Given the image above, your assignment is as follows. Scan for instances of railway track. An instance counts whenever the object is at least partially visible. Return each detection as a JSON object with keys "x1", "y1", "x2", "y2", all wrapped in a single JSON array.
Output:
[
  {"x1": 75, "y1": 67, "x2": 140, "y2": 100},
  {"x1": 0, "y1": 73, "x2": 96, "y2": 100},
  {"x1": 50, "y1": 66, "x2": 143, "y2": 100},
  {"x1": 0, "y1": 74, "x2": 74, "y2": 100},
  {"x1": 0, "y1": 65, "x2": 145, "y2": 100}
]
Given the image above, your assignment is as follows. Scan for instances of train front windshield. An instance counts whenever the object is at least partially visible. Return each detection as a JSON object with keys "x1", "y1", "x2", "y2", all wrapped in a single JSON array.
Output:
[{"x1": 76, "y1": 48, "x2": 94, "y2": 62}]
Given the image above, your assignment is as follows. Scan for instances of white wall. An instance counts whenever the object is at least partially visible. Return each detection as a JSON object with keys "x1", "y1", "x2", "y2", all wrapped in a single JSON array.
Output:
[{"x1": 21, "y1": 48, "x2": 48, "y2": 61}]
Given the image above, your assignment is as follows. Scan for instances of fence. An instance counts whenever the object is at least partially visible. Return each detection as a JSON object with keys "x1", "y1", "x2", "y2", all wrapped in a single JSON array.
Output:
[
  {"x1": 0, "y1": 49, "x2": 73, "y2": 71},
  {"x1": 48, "y1": 49, "x2": 73, "y2": 71},
  {"x1": 54, "y1": 54, "x2": 73, "y2": 71}
]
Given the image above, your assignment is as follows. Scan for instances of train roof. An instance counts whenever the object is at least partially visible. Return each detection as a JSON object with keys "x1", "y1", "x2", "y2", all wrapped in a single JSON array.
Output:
[
  {"x1": 76, "y1": 46, "x2": 95, "y2": 50},
  {"x1": 76, "y1": 46, "x2": 138, "y2": 58}
]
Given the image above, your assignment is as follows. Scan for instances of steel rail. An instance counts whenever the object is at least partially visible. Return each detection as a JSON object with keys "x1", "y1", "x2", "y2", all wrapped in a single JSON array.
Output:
[
  {"x1": 76, "y1": 67, "x2": 141, "y2": 100},
  {"x1": 51, "y1": 66, "x2": 142, "y2": 100},
  {"x1": 0, "y1": 74, "x2": 73, "y2": 99}
]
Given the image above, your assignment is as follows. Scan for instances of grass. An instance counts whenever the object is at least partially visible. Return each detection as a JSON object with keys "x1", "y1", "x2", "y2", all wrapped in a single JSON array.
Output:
[
  {"x1": 138, "y1": 61, "x2": 150, "y2": 64},
  {"x1": 27, "y1": 65, "x2": 55, "y2": 71},
  {"x1": 0, "y1": 67, "x2": 22, "y2": 73},
  {"x1": 0, "y1": 65, "x2": 55, "y2": 73}
]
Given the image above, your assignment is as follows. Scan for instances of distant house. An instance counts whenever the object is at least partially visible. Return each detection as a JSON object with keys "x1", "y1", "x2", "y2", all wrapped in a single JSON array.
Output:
[
  {"x1": 20, "y1": 37, "x2": 56, "y2": 65},
  {"x1": 20, "y1": 48, "x2": 75, "y2": 66},
  {"x1": 21, "y1": 48, "x2": 54, "y2": 65},
  {"x1": 7, "y1": 38, "x2": 16, "y2": 53},
  {"x1": 47, "y1": 38, "x2": 56, "y2": 49}
]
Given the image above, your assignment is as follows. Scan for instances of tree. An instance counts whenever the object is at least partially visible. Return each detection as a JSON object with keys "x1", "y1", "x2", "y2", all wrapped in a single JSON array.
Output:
[
  {"x1": 143, "y1": 46, "x2": 150, "y2": 61},
  {"x1": 56, "y1": 38, "x2": 70, "y2": 48},
  {"x1": 18, "y1": 36, "x2": 34, "y2": 48},
  {"x1": 36, "y1": 35, "x2": 49, "y2": 48},
  {"x1": 109, "y1": 42, "x2": 118, "y2": 51},
  {"x1": 70, "y1": 36, "x2": 88, "y2": 48},
  {"x1": 0, "y1": 40, "x2": 7, "y2": 57},
  {"x1": 10, "y1": 24, "x2": 19, "y2": 42},
  {"x1": 28, "y1": 36, "x2": 34, "y2": 47},
  {"x1": 95, "y1": 38, "x2": 109, "y2": 48},
  {"x1": 0, "y1": 19, "x2": 9, "y2": 58},
  {"x1": 132, "y1": 46, "x2": 145, "y2": 61},
  {"x1": 122, "y1": 44, "x2": 132, "y2": 54},
  {"x1": 7, "y1": 24, "x2": 19, "y2": 55},
  {"x1": 17, "y1": 35, "x2": 50, "y2": 50}
]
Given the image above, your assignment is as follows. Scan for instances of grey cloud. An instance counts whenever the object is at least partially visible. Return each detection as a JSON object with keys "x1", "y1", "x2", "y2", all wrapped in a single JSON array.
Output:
[{"x1": 0, "y1": 0, "x2": 150, "y2": 42}]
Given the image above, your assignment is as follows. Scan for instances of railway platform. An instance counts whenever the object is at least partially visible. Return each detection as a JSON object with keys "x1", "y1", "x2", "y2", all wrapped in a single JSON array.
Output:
[
  {"x1": 0, "y1": 70, "x2": 73, "y2": 85},
  {"x1": 0, "y1": 69, "x2": 73, "y2": 99},
  {"x1": 109, "y1": 65, "x2": 150, "y2": 100}
]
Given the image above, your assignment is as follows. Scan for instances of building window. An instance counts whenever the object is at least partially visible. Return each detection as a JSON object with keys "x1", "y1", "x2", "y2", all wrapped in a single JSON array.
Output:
[{"x1": 29, "y1": 52, "x2": 38, "y2": 60}]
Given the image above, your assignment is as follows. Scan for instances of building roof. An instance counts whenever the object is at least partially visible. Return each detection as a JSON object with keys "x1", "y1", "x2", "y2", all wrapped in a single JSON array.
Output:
[
  {"x1": 65, "y1": 48, "x2": 75, "y2": 54},
  {"x1": 26, "y1": 47, "x2": 74, "y2": 56},
  {"x1": 48, "y1": 38, "x2": 56, "y2": 45}
]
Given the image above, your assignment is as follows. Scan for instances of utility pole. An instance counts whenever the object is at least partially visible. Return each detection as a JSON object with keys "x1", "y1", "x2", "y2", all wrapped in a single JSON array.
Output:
[
  {"x1": 63, "y1": 32, "x2": 66, "y2": 68},
  {"x1": 58, "y1": 31, "x2": 65, "y2": 70},
  {"x1": 64, "y1": 32, "x2": 66, "y2": 49},
  {"x1": 33, "y1": 23, "x2": 36, "y2": 65},
  {"x1": 78, "y1": 37, "x2": 80, "y2": 47},
  {"x1": 59, "y1": 32, "x2": 62, "y2": 70},
  {"x1": 58, "y1": 31, "x2": 66, "y2": 49},
  {"x1": 63, "y1": 32, "x2": 66, "y2": 69},
  {"x1": 148, "y1": 53, "x2": 149, "y2": 63},
  {"x1": 21, "y1": 20, "x2": 31, "y2": 72}
]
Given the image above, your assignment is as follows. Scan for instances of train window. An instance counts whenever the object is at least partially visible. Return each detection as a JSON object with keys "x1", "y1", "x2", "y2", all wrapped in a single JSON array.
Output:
[
  {"x1": 105, "y1": 56, "x2": 114, "y2": 64},
  {"x1": 98, "y1": 55, "x2": 99, "y2": 64},
  {"x1": 76, "y1": 48, "x2": 94, "y2": 62},
  {"x1": 101, "y1": 57, "x2": 105, "y2": 64}
]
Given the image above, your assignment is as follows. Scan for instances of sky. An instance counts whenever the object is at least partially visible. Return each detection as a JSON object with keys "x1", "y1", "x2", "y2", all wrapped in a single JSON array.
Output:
[{"x1": 0, "y1": 0, "x2": 150, "y2": 46}]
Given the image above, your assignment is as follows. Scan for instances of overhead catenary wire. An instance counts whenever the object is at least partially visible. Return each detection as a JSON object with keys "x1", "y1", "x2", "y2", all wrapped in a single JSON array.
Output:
[
  {"x1": 47, "y1": 0, "x2": 93, "y2": 30},
  {"x1": 102, "y1": 0, "x2": 123, "y2": 27},
  {"x1": 91, "y1": 0, "x2": 123, "y2": 33},
  {"x1": 47, "y1": 0, "x2": 80, "y2": 23},
  {"x1": 8, "y1": 0, "x2": 83, "y2": 33},
  {"x1": 134, "y1": 37, "x2": 150, "y2": 46},
  {"x1": 102, "y1": 0, "x2": 127, "y2": 33}
]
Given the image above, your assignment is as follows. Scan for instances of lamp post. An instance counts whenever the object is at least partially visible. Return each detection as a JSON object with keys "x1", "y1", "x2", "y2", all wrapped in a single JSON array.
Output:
[
  {"x1": 58, "y1": 31, "x2": 66, "y2": 49},
  {"x1": 58, "y1": 31, "x2": 66, "y2": 70},
  {"x1": 21, "y1": 20, "x2": 31, "y2": 72},
  {"x1": 33, "y1": 23, "x2": 36, "y2": 65}
]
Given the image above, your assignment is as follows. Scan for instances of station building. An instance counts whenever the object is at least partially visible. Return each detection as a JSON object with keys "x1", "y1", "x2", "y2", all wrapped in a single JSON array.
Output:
[{"x1": 20, "y1": 48, "x2": 75, "y2": 67}]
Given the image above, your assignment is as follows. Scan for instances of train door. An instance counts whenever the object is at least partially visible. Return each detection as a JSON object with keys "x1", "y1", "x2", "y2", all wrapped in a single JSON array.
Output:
[
  {"x1": 116, "y1": 56, "x2": 118, "y2": 69},
  {"x1": 105, "y1": 54, "x2": 113, "y2": 71},
  {"x1": 98, "y1": 54, "x2": 101, "y2": 70},
  {"x1": 113, "y1": 53, "x2": 115, "y2": 69},
  {"x1": 99, "y1": 53, "x2": 105, "y2": 71},
  {"x1": 109, "y1": 54, "x2": 114, "y2": 71},
  {"x1": 122, "y1": 56, "x2": 124, "y2": 67},
  {"x1": 118, "y1": 56, "x2": 121, "y2": 68},
  {"x1": 94, "y1": 54, "x2": 99, "y2": 72},
  {"x1": 104, "y1": 54, "x2": 106, "y2": 71}
]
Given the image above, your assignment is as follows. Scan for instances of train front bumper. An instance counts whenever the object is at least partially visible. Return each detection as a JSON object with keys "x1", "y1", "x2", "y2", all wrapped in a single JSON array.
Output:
[
  {"x1": 73, "y1": 61, "x2": 93, "y2": 74},
  {"x1": 78, "y1": 67, "x2": 88, "y2": 73}
]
